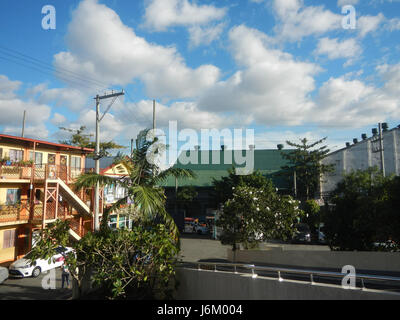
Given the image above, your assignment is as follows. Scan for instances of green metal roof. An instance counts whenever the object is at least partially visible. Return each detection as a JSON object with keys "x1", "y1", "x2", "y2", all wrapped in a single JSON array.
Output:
[{"x1": 162, "y1": 149, "x2": 293, "y2": 189}]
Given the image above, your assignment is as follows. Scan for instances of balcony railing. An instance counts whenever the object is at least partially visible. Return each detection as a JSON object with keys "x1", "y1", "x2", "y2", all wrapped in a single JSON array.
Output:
[
  {"x1": 0, "y1": 203, "x2": 30, "y2": 224},
  {"x1": 0, "y1": 163, "x2": 89, "y2": 183}
]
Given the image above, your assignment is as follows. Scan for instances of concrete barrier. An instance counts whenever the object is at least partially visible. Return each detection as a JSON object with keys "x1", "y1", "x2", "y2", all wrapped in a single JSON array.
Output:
[
  {"x1": 175, "y1": 268, "x2": 400, "y2": 300},
  {"x1": 227, "y1": 249, "x2": 400, "y2": 273}
]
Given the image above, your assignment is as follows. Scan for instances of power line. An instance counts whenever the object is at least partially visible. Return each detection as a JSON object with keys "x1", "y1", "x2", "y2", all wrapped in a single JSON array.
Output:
[{"x1": 0, "y1": 45, "x2": 110, "y2": 90}]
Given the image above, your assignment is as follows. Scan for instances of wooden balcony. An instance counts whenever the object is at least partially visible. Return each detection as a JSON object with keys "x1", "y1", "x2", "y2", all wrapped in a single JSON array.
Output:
[
  {"x1": 0, "y1": 204, "x2": 30, "y2": 225},
  {"x1": 0, "y1": 164, "x2": 89, "y2": 184}
]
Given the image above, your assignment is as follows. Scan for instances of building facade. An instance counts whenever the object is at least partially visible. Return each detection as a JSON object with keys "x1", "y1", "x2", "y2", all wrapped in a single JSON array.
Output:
[
  {"x1": 320, "y1": 125, "x2": 400, "y2": 196},
  {"x1": 162, "y1": 147, "x2": 295, "y2": 230},
  {"x1": 0, "y1": 134, "x2": 97, "y2": 264}
]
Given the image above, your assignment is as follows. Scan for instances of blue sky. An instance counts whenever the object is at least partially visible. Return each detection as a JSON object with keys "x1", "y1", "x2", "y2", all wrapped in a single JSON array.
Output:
[{"x1": 0, "y1": 0, "x2": 399, "y2": 156}]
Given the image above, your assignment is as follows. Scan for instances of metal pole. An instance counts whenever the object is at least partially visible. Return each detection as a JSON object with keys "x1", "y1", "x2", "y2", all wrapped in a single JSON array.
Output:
[
  {"x1": 379, "y1": 123, "x2": 386, "y2": 177},
  {"x1": 293, "y1": 170, "x2": 297, "y2": 199},
  {"x1": 94, "y1": 95, "x2": 100, "y2": 231},
  {"x1": 153, "y1": 100, "x2": 155, "y2": 130},
  {"x1": 21, "y1": 110, "x2": 26, "y2": 138}
]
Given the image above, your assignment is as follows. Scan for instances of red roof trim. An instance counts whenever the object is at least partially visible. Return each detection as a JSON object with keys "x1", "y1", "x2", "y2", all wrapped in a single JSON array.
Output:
[{"x1": 0, "y1": 134, "x2": 94, "y2": 153}]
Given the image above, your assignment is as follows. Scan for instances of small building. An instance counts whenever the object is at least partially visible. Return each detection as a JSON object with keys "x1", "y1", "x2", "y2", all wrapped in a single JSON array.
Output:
[
  {"x1": 320, "y1": 124, "x2": 400, "y2": 197},
  {"x1": 0, "y1": 134, "x2": 95, "y2": 264},
  {"x1": 162, "y1": 146, "x2": 294, "y2": 230},
  {"x1": 85, "y1": 157, "x2": 133, "y2": 230}
]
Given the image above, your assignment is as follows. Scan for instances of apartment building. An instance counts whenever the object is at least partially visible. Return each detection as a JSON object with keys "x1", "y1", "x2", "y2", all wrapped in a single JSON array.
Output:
[{"x1": 0, "y1": 134, "x2": 98, "y2": 264}]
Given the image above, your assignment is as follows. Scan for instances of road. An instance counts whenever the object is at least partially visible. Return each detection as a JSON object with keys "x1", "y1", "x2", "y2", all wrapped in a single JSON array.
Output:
[{"x1": 0, "y1": 268, "x2": 72, "y2": 300}]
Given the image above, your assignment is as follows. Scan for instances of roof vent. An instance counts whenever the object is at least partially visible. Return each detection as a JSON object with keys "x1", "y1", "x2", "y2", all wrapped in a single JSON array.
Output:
[
  {"x1": 194, "y1": 145, "x2": 200, "y2": 151},
  {"x1": 353, "y1": 138, "x2": 358, "y2": 144},
  {"x1": 277, "y1": 144, "x2": 284, "y2": 150},
  {"x1": 346, "y1": 142, "x2": 351, "y2": 148},
  {"x1": 382, "y1": 123, "x2": 389, "y2": 132},
  {"x1": 361, "y1": 134, "x2": 367, "y2": 140},
  {"x1": 372, "y1": 128, "x2": 378, "y2": 136},
  {"x1": 221, "y1": 145, "x2": 225, "y2": 151}
]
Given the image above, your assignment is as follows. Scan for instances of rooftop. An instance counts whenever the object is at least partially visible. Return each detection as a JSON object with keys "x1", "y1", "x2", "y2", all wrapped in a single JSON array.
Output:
[{"x1": 0, "y1": 134, "x2": 94, "y2": 153}]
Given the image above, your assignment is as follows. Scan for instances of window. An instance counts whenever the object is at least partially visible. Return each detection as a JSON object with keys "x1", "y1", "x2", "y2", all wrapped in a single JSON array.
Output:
[
  {"x1": 6, "y1": 189, "x2": 21, "y2": 205},
  {"x1": 9, "y1": 149, "x2": 24, "y2": 162},
  {"x1": 3, "y1": 229, "x2": 16, "y2": 249},
  {"x1": 71, "y1": 156, "x2": 81, "y2": 169},
  {"x1": 48, "y1": 153, "x2": 56, "y2": 165},
  {"x1": 29, "y1": 152, "x2": 43, "y2": 165}
]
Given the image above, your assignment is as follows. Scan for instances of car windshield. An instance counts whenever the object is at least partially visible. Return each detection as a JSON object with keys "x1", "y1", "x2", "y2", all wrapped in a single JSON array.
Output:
[{"x1": 55, "y1": 247, "x2": 67, "y2": 254}]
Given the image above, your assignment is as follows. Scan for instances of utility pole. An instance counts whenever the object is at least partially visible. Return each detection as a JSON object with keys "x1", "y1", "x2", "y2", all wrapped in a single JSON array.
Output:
[
  {"x1": 93, "y1": 90, "x2": 125, "y2": 231},
  {"x1": 153, "y1": 99, "x2": 156, "y2": 130},
  {"x1": 378, "y1": 123, "x2": 386, "y2": 177},
  {"x1": 21, "y1": 110, "x2": 26, "y2": 138}
]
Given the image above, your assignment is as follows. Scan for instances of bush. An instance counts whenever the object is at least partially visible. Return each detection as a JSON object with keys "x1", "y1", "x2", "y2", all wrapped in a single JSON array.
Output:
[
  {"x1": 29, "y1": 220, "x2": 179, "y2": 300},
  {"x1": 323, "y1": 168, "x2": 400, "y2": 251}
]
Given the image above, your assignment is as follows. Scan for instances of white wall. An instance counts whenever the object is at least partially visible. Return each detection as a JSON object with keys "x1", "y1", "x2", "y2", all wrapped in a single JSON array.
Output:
[
  {"x1": 175, "y1": 268, "x2": 400, "y2": 300},
  {"x1": 321, "y1": 128, "x2": 400, "y2": 195}
]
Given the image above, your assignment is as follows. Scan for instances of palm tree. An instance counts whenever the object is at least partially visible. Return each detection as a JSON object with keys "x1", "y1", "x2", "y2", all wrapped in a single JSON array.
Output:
[{"x1": 74, "y1": 130, "x2": 195, "y2": 242}]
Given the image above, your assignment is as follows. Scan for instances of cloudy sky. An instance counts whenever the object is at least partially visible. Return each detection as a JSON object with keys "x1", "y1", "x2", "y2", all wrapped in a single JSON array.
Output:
[{"x1": 0, "y1": 0, "x2": 399, "y2": 155}]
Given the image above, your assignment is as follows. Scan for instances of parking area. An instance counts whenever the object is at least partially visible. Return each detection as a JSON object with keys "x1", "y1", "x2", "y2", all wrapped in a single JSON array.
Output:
[{"x1": 0, "y1": 267, "x2": 72, "y2": 300}]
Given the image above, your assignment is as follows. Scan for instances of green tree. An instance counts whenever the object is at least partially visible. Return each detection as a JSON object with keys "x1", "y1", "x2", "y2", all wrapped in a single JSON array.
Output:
[
  {"x1": 212, "y1": 168, "x2": 272, "y2": 206},
  {"x1": 217, "y1": 183, "x2": 302, "y2": 261},
  {"x1": 73, "y1": 129, "x2": 195, "y2": 241},
  {"x1": 301, "y1": 199, "x2": 321, "y2": 236},
  {"x1": 59, "y1": 126, "x2": 125, "y2": 158},
  {"x1": 28, "y1": 220, "x2": 178, "y2": 300},
  {"x1": 323, "y1": 167, "x2": 399, "y2": 251},
  {"x1": 281, "y1": 137, "x2": 334, "y2": 200}
]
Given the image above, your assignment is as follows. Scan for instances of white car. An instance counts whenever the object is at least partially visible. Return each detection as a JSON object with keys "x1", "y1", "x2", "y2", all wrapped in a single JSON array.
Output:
[{"x1": 9, "y1": 246, "x2": 74, "y2": 278}]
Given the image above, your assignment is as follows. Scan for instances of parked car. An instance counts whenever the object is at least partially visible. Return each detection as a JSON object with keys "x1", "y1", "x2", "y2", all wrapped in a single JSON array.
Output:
[
  {"x1": 292, "y1": 223, "x2": 311, "y2": 244},
  {"x1": 9, "y1": 246, "x2": 74, "y2": 278},
  {"x1": 0, "y1": 266, "x2": 9, "y2": 284},
  {"x1": 195, "y1": 224, "x2": 209, "y2": 235}
]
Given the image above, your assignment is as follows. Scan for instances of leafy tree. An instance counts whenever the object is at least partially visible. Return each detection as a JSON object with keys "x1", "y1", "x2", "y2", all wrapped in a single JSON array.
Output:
[
  {"x1": 301, "y1": 199, "x2": 321, "y2": 236},
  {"x1": 323, "y1": 167, "x2": 399, "y2": 251},
  {"x1": 28, "y1": 220, "x2": 178, "y2": 300},
  {"x1": 59, "y1": 126, "x2": 125, "y2": 158},
  {"x1": 281, "y1": 137, "x2": 334, "y2": 200},
  {"x1": 217, "y1": 183, "x2": 302, "y2": 260},
  {"x1": 73, "y1": 129, "x2": 196, "y2": 242},
  {"x1": 176, "y1": 186, "x2": 198, "y2": 217},
  {"x1": 212, "y1": 168, "x2": 272, "y2": 206}
]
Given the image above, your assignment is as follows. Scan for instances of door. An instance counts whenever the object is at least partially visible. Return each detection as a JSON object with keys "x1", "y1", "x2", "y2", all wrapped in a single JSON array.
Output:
[{"x1": 59, "y1": 155, "x2": 68, "y2": 181}]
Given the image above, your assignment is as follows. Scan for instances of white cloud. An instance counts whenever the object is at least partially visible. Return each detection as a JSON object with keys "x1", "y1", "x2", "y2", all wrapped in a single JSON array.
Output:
[
  {"x1": 0, "y1": 75, "x2": 21, "y2": 100},
  {"x1": 198, "y1": 25, "x2": 320, "y2": 126},
  {"x1": 314, "y1": 37, "x2": 362, "y2": 65},
  {"x1": 0, "y1": 75, "x2": 51, "y2": 139},
  {"x1": 188, "y1": 22, "x2": 226, "y2": 48},
  {"x1": 53, "y1": 0, "x2": 221, "y2": 100},
  {"x1": 386, "y1": 18, "x2": 400, "y2": 31},
  {"x1": 357, "y1": 13, "x2": 385, "y2": 38},
  {"x1": 312, "y1": 70, "x2": 400, "y2": 127},
  {"x1": 272, "y1": 0, "x2": 343, "y2": 42},
  {"x1": 142, "y1": 0, "x2": 227, "y2": 31},
  {"x1": 51, "y1": 113, "x2": 67, "y2": 126}
]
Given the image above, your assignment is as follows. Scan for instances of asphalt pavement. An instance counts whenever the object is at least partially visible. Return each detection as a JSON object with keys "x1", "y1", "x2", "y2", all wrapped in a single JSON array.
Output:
[{"x1": 0, "y1": 268, "x2": 72, "y2": 300}]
